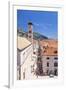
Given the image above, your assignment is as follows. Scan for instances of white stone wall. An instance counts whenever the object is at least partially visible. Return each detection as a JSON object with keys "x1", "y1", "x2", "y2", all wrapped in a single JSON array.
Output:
[{"x1": 18, "y1": 44, "x2": 36, "y2": 80}]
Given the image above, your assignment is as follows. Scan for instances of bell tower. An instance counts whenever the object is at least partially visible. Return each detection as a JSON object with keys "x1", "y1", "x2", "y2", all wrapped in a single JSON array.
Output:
[{"x1": 28, "y1": 22, "x2": 33, "y2": 44}]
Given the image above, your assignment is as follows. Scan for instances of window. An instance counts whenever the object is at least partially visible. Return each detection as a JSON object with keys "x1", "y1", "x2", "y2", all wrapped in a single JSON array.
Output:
[
  {"x1": 54, "y1": 62, "x2": 58, "y2": 67},
  {"x1": 29, "y1": 30, "x2": 32, "y2": 33},
  {"x1": 29, "y1": 36, "x2": 31, "y2": 38},
  {"x1": 33, "y1": 52, "x2": 36, "y2": 54},
  {"x1": 54, "y1": 69, "x2": 58, "y2": 76},
  {"x1": 47, "y1": 62, "x2": 49, "y2": 67},
  {"x1": 44, "y1": 50, "x2": 46, "y2": 53},
  {"x1": 47, "y1": 69, "x2": 49, "y2": 75},
  {"x1": 54, "y1": 50, "x2": 57, "y2": 54},
  {"x1": 54, "y1": 57, "x2": 58, "y2": 60},
  {"x1": 38, "y1": 57, "x2": 41, "y2": 61},
  {"x1": 46, "y1": 57, "x2": 50, "y2": 59}
]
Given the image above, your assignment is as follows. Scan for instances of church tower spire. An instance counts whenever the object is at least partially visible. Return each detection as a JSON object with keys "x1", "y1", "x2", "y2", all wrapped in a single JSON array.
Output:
[{"x1": 28, "y1": 22, "x2": 33, "y2": 44}]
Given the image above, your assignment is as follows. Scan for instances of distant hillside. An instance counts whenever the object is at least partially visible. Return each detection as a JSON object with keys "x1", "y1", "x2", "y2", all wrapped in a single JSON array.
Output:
[
  {"x1": 33, "y1": 32, "x2": 48, "y2": 40},
  {"x1": 17, "y1": 29, "x2": 48, "y2": 40}
]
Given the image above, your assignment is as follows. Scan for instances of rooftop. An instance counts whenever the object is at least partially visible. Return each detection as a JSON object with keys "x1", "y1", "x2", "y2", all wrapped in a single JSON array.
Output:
[
  {"x1": 40, "y1": 39, "x2": 58, "y2": 48},
  {"x1": 28, "y1": 22, "x2": 33, "y2": 25},
  {"x1": 41, "y1": 47, "x2": 58, "y2": 56},
  {"x1": 39, "y1": 39, "x2": 58, "y2": 56},
  {"x1": 17, "y1": 36, "x2": 31, "y2": 50}
]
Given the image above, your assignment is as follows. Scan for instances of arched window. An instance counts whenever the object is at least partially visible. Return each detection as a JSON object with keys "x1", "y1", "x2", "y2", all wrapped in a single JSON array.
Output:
[
  {"x1": 54, "y1": 50, "x2": 57, "y2": 54},
  {"x1": 54, "y1": 62, "x2": 58, "y2": 67},
  {"x1": 54, "y1": 57, "x2": 58, "y2": 60},
  {"x1": 46, "y1": 57, "x2": 50, "y2": 59},
  {"x1": 29, "y1": 30, "x2": 32, "y2": 33},
  {"x1": 47, "y1": 62, "x2": 49, "y2": 67}
]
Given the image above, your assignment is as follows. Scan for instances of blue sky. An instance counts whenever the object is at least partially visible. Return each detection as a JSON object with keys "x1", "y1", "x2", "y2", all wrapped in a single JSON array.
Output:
[{"x1": 17, "y1": 10, "x2": 58, "y2": 39}]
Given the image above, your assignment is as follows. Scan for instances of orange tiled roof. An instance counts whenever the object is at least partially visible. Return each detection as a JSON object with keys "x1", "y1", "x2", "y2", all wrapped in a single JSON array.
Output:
[
  {"x1": 41, "y1": 47, "x2": 58, "y2": 56},
  {"x1": 40, "y1": 39, "x2": 57, "y2": 47},
  {"x1": 40, "y1": 39, "x2": 58, "y2": 56}
]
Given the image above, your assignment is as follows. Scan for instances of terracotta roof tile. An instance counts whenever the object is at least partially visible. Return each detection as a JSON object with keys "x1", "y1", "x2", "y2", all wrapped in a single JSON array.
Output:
[{"x1": 40, "y1": 39, "x2": 58, "y2": 56}]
